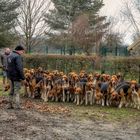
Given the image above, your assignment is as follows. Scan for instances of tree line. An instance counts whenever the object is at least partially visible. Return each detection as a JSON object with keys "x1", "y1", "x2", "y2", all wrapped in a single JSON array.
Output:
[{"x1": 0, "y1": 0, "x2": 138, "y2": 55}]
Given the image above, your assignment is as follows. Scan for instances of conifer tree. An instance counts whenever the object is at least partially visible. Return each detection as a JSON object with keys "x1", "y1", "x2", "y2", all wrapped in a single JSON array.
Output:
[
  {"x1": 45, "y1": 0, "x2": 109, "y2": 55},
  {"x1": 0, "y1": 0, "x2": 20, "y2": 48}
]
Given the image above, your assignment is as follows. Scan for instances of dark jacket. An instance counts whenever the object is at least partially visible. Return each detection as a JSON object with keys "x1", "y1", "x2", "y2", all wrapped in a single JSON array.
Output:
[{"x1": 7, "y1": 51, "x2": 25, "y2": 81}]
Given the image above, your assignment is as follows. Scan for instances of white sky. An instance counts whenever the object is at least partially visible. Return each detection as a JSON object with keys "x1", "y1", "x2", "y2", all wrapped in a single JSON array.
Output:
[
  {"x1": 17, "y1": 0, "x2": 133, "y2": 45},
  {"x1": 100, "y1": 0, "x2": 123, "y2": 17},
  {"x1": 100, "y1": 0, "x2": 133, "y2": 45},
  {"x1": 45, "y1": 0, "x2": 135, "y2": 45}
]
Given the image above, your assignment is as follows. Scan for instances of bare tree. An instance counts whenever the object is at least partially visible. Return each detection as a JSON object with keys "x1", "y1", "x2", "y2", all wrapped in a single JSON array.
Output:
[
  {"x1": 70, "y1": 14, "x2": 93, "y2": 55},
  {"x1": 15, "y1": 0, "x2": 51, "y2": 53},
  {"x1": 70, "y1": 14, "x2": 109, "y2": 55},
  {"x1": 104, "y1": 17, "x2": 124, "y2": 47},
  {"x1": 121, "y1": 0, "x2": 140, "y2": 41}
]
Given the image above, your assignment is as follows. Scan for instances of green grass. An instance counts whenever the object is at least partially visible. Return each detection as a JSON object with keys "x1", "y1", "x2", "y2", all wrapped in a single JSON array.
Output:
[
  {"x1": 45, "y1": 102, "x2": 140, "y2": 124},
  {"x1": 0, "y1": 76, "x2": 25, "y2": 96}
]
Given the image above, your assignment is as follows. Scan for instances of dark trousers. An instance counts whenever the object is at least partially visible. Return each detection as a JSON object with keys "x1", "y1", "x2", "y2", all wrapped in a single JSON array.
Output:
[{"x1": 9, "y1": 79, "x2": 21, "y2": 107}]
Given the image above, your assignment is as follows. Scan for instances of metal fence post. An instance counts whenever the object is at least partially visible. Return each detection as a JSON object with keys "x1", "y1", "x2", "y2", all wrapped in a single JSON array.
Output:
[
  {"x1": 46, "y1": 46, "x2": 48, "y2": 54},
  {"x1": 139, "y1": 65, "x2": 140, "y2": 83}
]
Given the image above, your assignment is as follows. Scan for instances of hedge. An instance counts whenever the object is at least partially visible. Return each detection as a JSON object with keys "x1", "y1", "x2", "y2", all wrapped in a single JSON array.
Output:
[
  {"x1": 23, "y1": 54, "x2": 140, "y2": 81},
  {"x1": 102, "y1": 57, "x2": 140, "y2": 81},
  {"x1": 23, "y1": 54, "x2": 99, "y2": 73}
]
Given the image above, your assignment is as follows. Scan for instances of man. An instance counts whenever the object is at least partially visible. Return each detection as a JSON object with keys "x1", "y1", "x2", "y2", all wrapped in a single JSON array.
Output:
[
  {"x1": 0, "y1": 48, "x2": 11, "y2": 85},
  {"x1": 7, "y1": 45, "x2": 25, "y2": 109}
]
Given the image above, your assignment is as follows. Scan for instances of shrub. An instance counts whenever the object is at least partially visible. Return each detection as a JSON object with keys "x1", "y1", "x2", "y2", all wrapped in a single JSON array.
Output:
[
  {"x1": 23, "y1": 54, "x2": 140, "y2": 81},
  {"x1": 102, "y1": 57, "x2": 140, "y2": 81},
  {"x1": 23, "y1": 54, "x2": 99, "y2": 73}
]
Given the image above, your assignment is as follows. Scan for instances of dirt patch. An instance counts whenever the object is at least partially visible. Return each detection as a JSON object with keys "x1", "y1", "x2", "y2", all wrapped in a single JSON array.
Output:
[{"x1": 0, "y1": 97, "x2": 140, "y2": 140}]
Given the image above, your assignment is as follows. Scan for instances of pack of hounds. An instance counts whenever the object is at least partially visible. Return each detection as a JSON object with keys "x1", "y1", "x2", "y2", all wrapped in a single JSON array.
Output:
[{"x1": 4, "y1": 67, "x2": 140, "y2": 110}]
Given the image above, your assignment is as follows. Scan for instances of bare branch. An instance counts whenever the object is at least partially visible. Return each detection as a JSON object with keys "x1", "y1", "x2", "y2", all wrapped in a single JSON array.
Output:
[
  {"x1": 120, "y1": 0, "x2": 140, "y2": 39},
  {"x1": 15, "y1": 0, "x2": 51, "y2": 53}
]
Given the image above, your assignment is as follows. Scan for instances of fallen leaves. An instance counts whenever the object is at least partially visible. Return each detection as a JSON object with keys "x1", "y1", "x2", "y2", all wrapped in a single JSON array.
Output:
[
  {"x1": 0, "y1": 97, "x2": 8, "y2": 108},
  {"x1": 0, "y1": 97, "x2": 70, "y2": 114},
  {"x1": 23, "y1": 100, "x2": 70, "y2": 114},
  {"x1": 23, "y1": 100, "x2": 35, "y2": 109}
]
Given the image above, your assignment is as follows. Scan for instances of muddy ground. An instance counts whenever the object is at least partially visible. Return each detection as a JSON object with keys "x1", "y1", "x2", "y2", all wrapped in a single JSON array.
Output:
[{"x1": 0, "y1": 97, "x2": 140, "y2": 140}]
